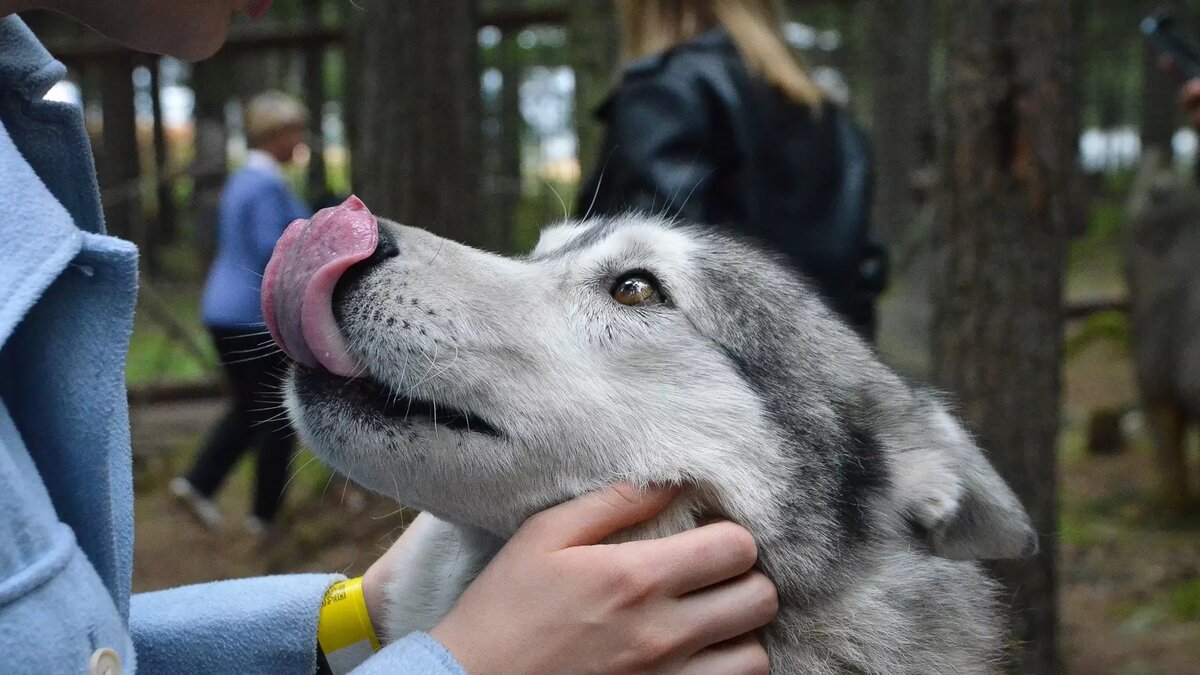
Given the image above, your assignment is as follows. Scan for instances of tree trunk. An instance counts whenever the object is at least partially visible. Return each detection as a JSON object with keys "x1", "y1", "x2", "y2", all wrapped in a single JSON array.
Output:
[
  {"x1": 303, "y1": 43, "x2": 328, "y2": 202},
  {"x1": 149, "y1": 56, "x2": 176, "y2": 271},
  {"x1": 350, "y1": 0, "x2": 485, "y2": 247},
  {"x1": 569, "y1": 0, "x2": 619, "y2": 192},
  {"x1": 1142, "y1": 0, "x2": 1180, "y2": 155},
  {"x1": 98, "y1": 54, "x2": 141, "y2": 245},
  {"x1": 934, "y1": 1, "x2": 1076, "y2": 672},
  {"x1": 190, "y1": 58, "x2": 232, "y2": 265},
  {"x1": 867, "y1": 0, "x2": 933, "y2": 241},
  {"x1": 495, "y1": 32, "x2": 524, "y2": 252}
]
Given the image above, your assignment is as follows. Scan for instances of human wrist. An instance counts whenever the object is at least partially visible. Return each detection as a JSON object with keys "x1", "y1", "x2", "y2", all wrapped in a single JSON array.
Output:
[
  {"x1": 429, "y1": 618, "x2": 485, "y2": 675},
  {"x1": 317, "y1": 577, "x2": 381, "y2": 674}
]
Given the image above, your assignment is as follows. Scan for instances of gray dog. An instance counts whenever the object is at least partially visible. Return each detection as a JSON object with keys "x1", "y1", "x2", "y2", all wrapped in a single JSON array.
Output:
[
  {"x1": 262, "y1": 197, "x2": 1035, "y2": 674},
  {"x1": 1126, "y1": 151, "x2": 1200, "y2": 509}
]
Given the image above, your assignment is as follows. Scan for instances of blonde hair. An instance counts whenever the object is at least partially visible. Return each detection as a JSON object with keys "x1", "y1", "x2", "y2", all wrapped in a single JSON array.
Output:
[
  {"x1": 615, "y1": 0, "x2": 823, "y2": 109},
  {"x1": 244, "y1": 91, "x2": 309, "y2": 148}
]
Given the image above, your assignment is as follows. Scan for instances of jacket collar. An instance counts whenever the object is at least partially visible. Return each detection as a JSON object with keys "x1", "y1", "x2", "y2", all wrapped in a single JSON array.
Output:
[
  {"x1": 244, "y1": 148, "x2": 284, "y2": 177},
  {"x1": 0, "y1": 15, "x2": 61, "y2": 100},
  {"x1": 0, "y1": 15, "x2": 101, "y2": 349},
  {"x1": 0, "y1": 15, "x2": 105, "y2": 235}
]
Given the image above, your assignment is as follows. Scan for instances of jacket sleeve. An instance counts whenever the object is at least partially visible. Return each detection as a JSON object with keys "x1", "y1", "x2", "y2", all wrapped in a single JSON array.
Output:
[
  {"x1": 131, "y1": 576, "x2": 468, "y2": 675},
  {"x1": 581, "y1": 72, "x2": 721, "y2": 223},
  {"x1": 130, "y1": 573, "x2": 339, "y2": 674}
]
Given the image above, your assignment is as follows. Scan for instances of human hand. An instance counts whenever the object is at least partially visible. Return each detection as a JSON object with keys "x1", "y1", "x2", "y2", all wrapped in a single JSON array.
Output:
[{"x1": 428, "y1": 484, "x2": 777, "y2": 675}]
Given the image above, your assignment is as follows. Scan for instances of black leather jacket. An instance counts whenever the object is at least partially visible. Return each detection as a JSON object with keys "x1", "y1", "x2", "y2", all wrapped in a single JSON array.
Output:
[{"x1": 578, "y1": 29, "x2": 885, "y2": 337}]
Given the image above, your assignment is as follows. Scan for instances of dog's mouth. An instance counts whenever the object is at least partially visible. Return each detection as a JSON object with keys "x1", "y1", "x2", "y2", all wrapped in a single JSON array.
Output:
[{"x1": 294, "y1": 367, "x2": 503, "y2": 438}]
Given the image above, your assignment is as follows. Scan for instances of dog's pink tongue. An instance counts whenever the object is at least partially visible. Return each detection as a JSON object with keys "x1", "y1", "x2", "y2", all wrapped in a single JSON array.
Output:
[{"x1": 262, "y1": 195, "x2": 378, "y2": 377}]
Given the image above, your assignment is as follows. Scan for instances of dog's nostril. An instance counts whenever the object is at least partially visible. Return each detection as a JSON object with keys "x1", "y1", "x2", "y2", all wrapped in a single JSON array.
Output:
[{"x1": 370, "y1": 229, "x2": 400, "y2": 264}]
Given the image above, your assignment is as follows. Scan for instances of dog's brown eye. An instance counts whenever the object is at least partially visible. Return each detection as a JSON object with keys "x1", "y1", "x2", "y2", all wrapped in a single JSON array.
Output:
[{"x1": 612, "y1": 276, "x2": 659, "y2": 306}]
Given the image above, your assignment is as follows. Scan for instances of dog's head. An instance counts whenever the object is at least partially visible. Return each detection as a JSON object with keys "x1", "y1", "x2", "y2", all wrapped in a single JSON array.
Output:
[{"x1": 265, "y1": 198, "x2": 1034, "y2": 597}]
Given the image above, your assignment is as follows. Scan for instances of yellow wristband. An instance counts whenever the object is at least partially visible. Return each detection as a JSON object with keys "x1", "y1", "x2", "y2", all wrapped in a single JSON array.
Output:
[{"x1": 318, "y1": 577, "x2": 381, "y2": 674}]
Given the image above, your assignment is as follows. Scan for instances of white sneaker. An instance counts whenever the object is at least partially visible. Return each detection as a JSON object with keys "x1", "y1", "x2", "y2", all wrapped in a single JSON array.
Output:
[{"x1": 169, "y1": 477, "x2": 224, "y2": 530}]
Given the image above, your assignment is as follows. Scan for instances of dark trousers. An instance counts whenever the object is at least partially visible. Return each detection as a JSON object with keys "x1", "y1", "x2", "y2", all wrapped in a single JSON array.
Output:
[{"x1": 185, "y1": 327, "x2": 294, "y2": 522}]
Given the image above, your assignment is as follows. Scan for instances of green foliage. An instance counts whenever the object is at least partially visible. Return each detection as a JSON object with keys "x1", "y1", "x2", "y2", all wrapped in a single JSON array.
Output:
[
  {"x1": 1066, "y1": 310, "x2": 1131, "y2": 361},
  {"x1": 1089, "y1": 199, "x2": 1126, "y2": 242},
  {"x1": 126, "y1": 291, "x2": 216, "y2": 386},
  {"x1": 1169, "y1": 579, "x2": 1200, "y2": 621}
]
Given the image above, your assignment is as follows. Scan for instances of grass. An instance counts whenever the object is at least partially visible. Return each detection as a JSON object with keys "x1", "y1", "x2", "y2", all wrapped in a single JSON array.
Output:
[
  {"x1": 126, "y1": 286, "x2": 217, "y2": 387},
  {"x1": 1169, "y1": 579, "x2": 1200, "y2": 622}
]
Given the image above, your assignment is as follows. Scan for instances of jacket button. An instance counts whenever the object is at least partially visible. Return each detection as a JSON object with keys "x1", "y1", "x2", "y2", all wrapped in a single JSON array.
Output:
[{"x1": 88, "y1": 648, "x2": 122, "y2": 675}]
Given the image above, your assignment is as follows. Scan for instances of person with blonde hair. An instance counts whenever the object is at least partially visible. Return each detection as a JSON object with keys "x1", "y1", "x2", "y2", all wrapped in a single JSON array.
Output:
[
  {"x1": 171, "y1": 90, "x2": 314, "y2": 534},
  {"x1": 580, "y1": 0, "x2": 885, "y2": 337}
]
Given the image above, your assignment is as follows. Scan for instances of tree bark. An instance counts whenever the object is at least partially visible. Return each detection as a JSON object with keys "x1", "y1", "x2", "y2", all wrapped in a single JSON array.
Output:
[
  {"x1": 1141, "y1": 0, "x2": 1181, "y2": 155},
  {"x1": 494, "y1": 31, "x2": 524, "y2": 252},
  {"x1": 190, "y1": 58, "x2": 232, "y2": 264},
  {"x1": 867, "y1": 0, "x2": 933, "y2": 241},
  {"x1": 569, "y1": 0, "x2": 619, "y2": 190},
  {"x1": 933, "y1": 1, "x2": 1075, "y2": 672},
  {"x1": 98, "y1": 54, "x2": 141, "y2": 244},
  {"x1": 149, "y1": 57, "x2": 176, "y2": 269},
  {"x1": 350, "y1": 0, "x2": 485, "y2": 248},
  {"x1": 303, "y1": 43, "x2": 328, "y2": 201}
]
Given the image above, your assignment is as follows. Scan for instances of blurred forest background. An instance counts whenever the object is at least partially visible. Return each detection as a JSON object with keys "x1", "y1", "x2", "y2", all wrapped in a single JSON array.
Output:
[{"x1": 23, "y1": 0, "x2": 1200, "y2": 672}]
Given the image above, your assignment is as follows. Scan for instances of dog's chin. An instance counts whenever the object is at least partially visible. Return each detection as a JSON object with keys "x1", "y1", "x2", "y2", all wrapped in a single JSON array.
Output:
[
  {"x1": 290, "y1": 365, "x2": 503, "y2": 437},
  {"x1": 284, "y1": 365, "x2": 509, "y2": 500}
]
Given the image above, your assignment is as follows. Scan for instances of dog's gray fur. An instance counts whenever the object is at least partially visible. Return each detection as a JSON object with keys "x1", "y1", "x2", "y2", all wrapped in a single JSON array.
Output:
[
  {"x1": 1125, "y1": 151, "x2": 1200, "y2": 507},
  {"x1": 284, "y1": 215, "x2": 1035, "y2": 674}
]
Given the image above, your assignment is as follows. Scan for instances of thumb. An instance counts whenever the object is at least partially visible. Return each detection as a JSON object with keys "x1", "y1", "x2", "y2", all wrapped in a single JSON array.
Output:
[{"x1": 517, "y1": 483, "x2": 679, "y2": 551}]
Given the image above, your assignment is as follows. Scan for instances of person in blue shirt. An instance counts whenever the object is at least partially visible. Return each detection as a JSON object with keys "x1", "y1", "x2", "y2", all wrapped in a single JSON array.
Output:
[
  {"x1": 0, "y1": 1, "x2": 778, "y2": 674},
  {"x1": 172, "y1": 91, "x2": 313, "y2": 534}
]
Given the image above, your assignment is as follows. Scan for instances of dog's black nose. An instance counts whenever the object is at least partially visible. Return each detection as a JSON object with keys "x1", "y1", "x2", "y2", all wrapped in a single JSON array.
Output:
[{"x1": 367, "y1": 227, "x2": 400, "y2": 265}]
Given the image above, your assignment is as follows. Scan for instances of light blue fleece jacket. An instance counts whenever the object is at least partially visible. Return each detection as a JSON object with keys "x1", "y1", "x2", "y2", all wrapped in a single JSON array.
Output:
[{"x1": 0, "y1": 15, "x2": 463, "y2": 675}]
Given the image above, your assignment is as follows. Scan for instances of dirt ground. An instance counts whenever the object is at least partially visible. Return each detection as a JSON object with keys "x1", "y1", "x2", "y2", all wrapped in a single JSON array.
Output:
[
  {"x1": 129, "y1": 339, "x2": 1200, "y2": 673},
  {"x1": 1058, "y1": 340, "x2": 1200, "y2": 674}
]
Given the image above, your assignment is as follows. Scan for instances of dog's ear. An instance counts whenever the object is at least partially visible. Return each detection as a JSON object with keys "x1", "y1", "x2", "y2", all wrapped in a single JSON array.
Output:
[{"x1": 889, "y1": 394, "x2": 1037, "y2": 561}]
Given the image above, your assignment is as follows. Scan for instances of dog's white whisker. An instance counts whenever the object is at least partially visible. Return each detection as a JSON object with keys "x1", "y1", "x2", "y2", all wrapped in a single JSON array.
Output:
[
  {"x1": 280, "y1": 454, "x2": 319, "y2": 496},
  {"x1": 544, "y1": 180, "x2": 569, "y2": 222},
  {"x1": 320, "y1": 466, "x2": 337, "y2": 501},
  {"x1": 582, "y1": 145, "x2": 616, "y2": 221},
  {"x1": 220, "y1": 350, "x2": 284, "y2": 366},
  {"x1": 674, "y1": 169, "x2": 716, "y2": 221}
]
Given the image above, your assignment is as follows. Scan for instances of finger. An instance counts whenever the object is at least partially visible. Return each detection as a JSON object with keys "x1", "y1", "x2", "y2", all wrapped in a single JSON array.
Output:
[
  {"x1": 515, "y1": 483, "x2": 679, "y2": 551},
  {"x1": 674, "y1": 572, "x2": 779, "y2": 654},
  {"x1": 621, "y1": 520, "x2": 759, "y2": 596},
  {"x1": 679, "y1": 634, "x2": 770, "y2": 675}
]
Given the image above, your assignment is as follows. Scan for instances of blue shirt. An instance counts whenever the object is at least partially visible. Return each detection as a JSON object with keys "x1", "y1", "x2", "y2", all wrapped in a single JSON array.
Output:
[
  {"x1": 0, "y1": 15, "x2": 462, "y2": 674},
  {"x1": 201, "y1": 155, "x2": 312, "y2": 329}
]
